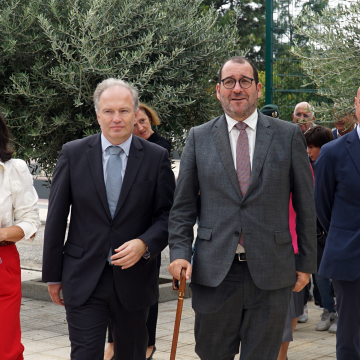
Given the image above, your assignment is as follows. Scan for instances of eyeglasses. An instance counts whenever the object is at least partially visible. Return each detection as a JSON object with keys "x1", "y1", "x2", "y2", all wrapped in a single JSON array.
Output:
[{"x1": 220, "y1": 77, "x2": 255, "y2": 90}]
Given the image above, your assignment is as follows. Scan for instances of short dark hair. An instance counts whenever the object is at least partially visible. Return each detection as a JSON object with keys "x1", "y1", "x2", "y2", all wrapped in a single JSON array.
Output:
[
  {"x1": 218, "y1": 57, "x2": 259, "y2": 85},
  {"x1": 305, "y1": 126, "x2": 334, "y2": 148},
  {"x1": 0, "y1": 111, "x2": 13, "y2": 163}
]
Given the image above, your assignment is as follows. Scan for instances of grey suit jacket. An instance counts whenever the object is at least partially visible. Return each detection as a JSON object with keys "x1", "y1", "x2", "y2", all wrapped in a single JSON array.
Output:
[{"x1": 169, "y1": 112, "x2": 317, "y2": 291}]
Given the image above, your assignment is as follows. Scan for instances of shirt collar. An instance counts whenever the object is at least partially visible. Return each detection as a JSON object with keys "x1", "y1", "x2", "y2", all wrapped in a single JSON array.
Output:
[
  {"x1": 225, "y1": 109, "x2": 258, "y2": 133},
  {"x1": 357, "y1": 123, "x2": 360, "y2": 140},
  {"x1": 101, "y1": 133, "x2": 132, "y2": 156},
  {"x1": 303, "y1": 122, "x2": 314, "y2": 134}
]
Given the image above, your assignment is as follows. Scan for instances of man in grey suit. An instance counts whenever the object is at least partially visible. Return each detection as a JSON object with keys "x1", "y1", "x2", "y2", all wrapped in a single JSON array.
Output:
[{"x1": 168, "y1": 57, "x2": 317, "y2": 360}]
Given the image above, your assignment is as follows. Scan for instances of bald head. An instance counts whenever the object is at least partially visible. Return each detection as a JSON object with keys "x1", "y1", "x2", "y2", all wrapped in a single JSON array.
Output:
[{"x1": 293, "y1": 102, "x2": 315, "y2": 133}]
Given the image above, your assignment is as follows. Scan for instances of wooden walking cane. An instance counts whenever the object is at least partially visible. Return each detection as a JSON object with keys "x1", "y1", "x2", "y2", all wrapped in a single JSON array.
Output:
[{"x1": 170, "y1": 267, "x2": 187, "y2": 360}]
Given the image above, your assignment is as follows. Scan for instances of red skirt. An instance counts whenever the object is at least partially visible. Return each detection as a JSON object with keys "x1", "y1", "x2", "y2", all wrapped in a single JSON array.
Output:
[{"x1": 0, "y1": 244, "x2": 24, "y2": 360}]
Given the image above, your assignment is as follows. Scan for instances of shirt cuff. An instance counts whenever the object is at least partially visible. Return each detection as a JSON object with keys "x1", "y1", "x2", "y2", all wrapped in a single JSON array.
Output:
[{"x1": 16, "y1": 221, "x2": 38, "y2": 241}]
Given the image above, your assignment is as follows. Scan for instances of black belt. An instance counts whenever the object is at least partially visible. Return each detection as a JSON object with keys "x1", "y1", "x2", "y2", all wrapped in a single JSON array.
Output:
[
  {"x1": 0, "y1": 241, "x2": 14, "y2": 247},
  {"x1": 234, "y1": 253, "x2": 247, "y2": 261}
]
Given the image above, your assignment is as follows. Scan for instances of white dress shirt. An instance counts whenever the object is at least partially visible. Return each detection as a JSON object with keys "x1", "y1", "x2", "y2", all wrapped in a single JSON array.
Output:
[
  {"x1": 225, "y1": 109, "x2": 258, "y2": 170},
  {"x1": 357, "y1": 124, "x2": 360, "y2": 139},
  {"x1": 225, "y1": 110, "x2": 258, "y2": 254},
  {"x1": 0, "y1": 159, "x2": 40, "y2": 241}
]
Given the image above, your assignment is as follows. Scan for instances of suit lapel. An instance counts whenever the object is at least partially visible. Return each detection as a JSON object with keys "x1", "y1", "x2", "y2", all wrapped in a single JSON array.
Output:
[
  {"x1": 113, "y1": 136, "x2": 144, "y2": 219},
  {"x1": 212, "y1": 115, "x2": 242, "y2": 199},
  {"x1": 86, "y1": 133, "x2": 112, "y2": 220},
  {"x1": 243, "y1": 112, "x2": 273, "y2": 200},
  {"x1": 346, "y1": 128, "x2": 360, "y2": 175}
]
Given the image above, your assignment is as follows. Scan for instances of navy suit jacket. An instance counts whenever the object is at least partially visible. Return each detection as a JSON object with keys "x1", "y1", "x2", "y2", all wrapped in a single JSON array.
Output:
[
  {"x1": 42, "y1": 133, "x2": 175, "y2": 310},
  {"x1": 332, "y1": 128, "x2": 337, "y2": 139},
  {"x1": 314, "y1": 128, "x2": 360, "y2": 281}
]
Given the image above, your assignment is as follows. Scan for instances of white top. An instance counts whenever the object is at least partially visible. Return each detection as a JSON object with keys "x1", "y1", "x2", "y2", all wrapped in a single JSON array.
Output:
[
  {"x1": 0, "y1": 159, "x2": 40, "y2": 241},
  {"x1": 101, "y1": 133, "x2": 132, "y2": 182},
  {"x1": 225, "y1": 109, "x2": 258, "y2": 170}
]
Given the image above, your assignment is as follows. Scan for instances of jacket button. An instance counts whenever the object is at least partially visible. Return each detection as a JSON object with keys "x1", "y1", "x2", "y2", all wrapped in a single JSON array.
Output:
[
  {"x1": 241, "y1": 205, "x2": 246, "y2": 210},
  {"x1": 234, "y1": 231, "x2": 240, "y2": 237},
  {"x1": 111, "y1": 227, "x2": 115, "y2": 231},
  {"x1": 102, "y1": 252, "x2": 107, "y2": 258}
]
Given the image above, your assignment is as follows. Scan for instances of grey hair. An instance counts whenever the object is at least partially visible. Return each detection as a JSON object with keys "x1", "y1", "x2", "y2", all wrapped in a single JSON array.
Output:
[
  {"x1": 93, "y1": 78, "x2": 139, "y2": 113},
  {"x1": 294, "y1": 102, "x2": 315, "y2": 118}
]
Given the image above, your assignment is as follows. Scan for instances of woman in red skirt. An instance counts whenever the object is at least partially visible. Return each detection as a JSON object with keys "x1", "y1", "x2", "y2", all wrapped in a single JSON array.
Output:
[{"x1": 0, "y1": 112, "x2": 40, "y2": 360}]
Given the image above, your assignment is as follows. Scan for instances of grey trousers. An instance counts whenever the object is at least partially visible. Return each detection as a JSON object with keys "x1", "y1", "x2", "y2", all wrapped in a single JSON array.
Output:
[{"x1": 191, "y1": 260, "x2": 293, "y2": 360}]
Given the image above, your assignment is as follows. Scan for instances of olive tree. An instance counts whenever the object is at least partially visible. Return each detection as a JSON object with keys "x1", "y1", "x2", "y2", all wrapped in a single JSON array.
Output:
[
  {"x1": 0, "y1": 0, "x2": 240, "y2": 175},
  {"x1": 292, "y1": 2, "x2": 360, "y2": 124}
]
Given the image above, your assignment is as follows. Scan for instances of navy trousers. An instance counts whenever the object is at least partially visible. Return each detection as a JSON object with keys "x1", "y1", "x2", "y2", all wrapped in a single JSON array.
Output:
[
  {"x1": 66, "y1": 263, "x2": 149, "y2": 360},
  {"x1": 332, "y1": 276, "x2": 360, "y2": 360}
]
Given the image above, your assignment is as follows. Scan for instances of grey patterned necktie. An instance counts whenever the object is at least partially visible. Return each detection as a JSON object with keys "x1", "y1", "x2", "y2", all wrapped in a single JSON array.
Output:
[
  {"x1": 106, "y1": 146, "x2": 123, "y2": 218},
  {"x1": 106, "y1": 146, "x2": 123, "y2": 263}
]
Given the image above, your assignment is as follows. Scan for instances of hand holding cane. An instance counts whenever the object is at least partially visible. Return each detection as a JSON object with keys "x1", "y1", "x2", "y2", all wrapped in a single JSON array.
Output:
[{"x1": 170, "y1": 267, "x2": 187, "y2": 360}]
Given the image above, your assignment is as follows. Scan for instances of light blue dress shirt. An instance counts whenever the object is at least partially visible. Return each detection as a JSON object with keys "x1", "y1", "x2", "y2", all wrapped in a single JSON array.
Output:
[{"x1": 101, "y1": 133, "x2": 132, "y2": 183}]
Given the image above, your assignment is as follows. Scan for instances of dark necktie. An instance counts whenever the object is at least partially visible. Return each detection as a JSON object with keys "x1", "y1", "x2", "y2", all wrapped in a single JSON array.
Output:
[{"x1": 235, "y1": 122, "x2": 251, "y2": 246}]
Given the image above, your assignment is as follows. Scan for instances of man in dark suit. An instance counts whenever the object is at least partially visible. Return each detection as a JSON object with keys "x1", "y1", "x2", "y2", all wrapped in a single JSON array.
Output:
[
  {"x1": 42, "y1": 78, "x2": 175, "y2": 360},
  {"x1": 168, "y1": 57, "x2": 317, "y2": 360},
  {"x1": 332, "y1": 111, "x2": 356, "y2": 139},
  {"x1": 314, "y1": 87, "x2": 360, "y2": 359}
]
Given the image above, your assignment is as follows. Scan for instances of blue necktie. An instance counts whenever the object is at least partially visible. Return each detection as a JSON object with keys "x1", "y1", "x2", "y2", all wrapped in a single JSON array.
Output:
[{"x1": 106, "y1": 146, "x2": 123, "y2": 263}]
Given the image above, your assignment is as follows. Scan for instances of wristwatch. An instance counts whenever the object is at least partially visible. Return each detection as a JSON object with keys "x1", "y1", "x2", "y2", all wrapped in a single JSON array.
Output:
[{"x1": 143, "y1": 246, "x2": 150, "y2": 260}]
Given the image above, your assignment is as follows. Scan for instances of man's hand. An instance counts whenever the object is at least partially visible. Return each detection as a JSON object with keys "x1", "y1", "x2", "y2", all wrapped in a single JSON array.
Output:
[
  {"x1": 168, "y1": 259, "x2": 192, "y2": 281},
  {"x1": 293, "y1": 271, "x2": 310, "y2": 292},
  {"x1": 111, "y1": 239, "x2": 147, "y2": 269},
  {"x1": 48, "y1": 284, "x2": 65, "y2": 306}
]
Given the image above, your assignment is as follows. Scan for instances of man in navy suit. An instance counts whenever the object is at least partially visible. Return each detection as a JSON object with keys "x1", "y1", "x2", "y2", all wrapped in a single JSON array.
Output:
[{"x1": 314, "y1": 87, "x2": 360, "y2": 359}]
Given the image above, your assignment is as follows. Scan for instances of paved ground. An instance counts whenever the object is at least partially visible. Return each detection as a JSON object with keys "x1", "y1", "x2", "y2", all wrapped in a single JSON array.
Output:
[{"x1": 20, "y1": 283, "x2": 336, "y2": 360}]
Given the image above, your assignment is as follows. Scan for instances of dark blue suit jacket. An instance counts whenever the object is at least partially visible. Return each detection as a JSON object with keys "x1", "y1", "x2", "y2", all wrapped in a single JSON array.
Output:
[
  {"x1": 332, "y1": 128, "x2": 337, "y2": 139},
  {"x1": 314, "y1": 128, "x2": 360, "y2": 281},
  {"x1": 43, "y1": 133, "x2": 175, "y2": 310}
]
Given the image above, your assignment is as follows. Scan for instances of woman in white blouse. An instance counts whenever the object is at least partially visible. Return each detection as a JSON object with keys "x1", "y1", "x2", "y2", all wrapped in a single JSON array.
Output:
[{"x1": 0, "y1": 112, "x2": 40, "y2": 360}]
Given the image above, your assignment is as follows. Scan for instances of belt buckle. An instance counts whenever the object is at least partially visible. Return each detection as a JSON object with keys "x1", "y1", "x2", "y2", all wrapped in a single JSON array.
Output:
[{"x1": 238, "y1": 253, "x2": 246, "y2": 261}]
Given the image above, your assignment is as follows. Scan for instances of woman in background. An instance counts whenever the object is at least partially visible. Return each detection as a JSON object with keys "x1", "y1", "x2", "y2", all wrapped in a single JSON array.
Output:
[
  {"x1": 277, "y1": 198, "x2": 307, "y2": 360},
  {"x1": 258, "y1": 105, "x2": 306, "y2": 360},
  {"x1": 133, "y1": 102, "x2": 171, "y2": 155},
  {"x1": 0, "y1": 112, "x2": 40, "y2": 360},
  {"x1": 104, "y1": 103, "x2": 171, "y2": 360}
]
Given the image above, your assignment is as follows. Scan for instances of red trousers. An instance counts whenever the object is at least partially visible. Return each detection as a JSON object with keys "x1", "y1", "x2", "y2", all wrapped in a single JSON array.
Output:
[{"x1": 0, "y1": 244, "x2": 24, "y2": 360}]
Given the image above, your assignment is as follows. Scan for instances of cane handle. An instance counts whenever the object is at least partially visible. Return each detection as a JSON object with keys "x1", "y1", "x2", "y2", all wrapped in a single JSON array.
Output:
[{"x1": 172, "y1": 268, "x2": 185, "y2": 290}]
